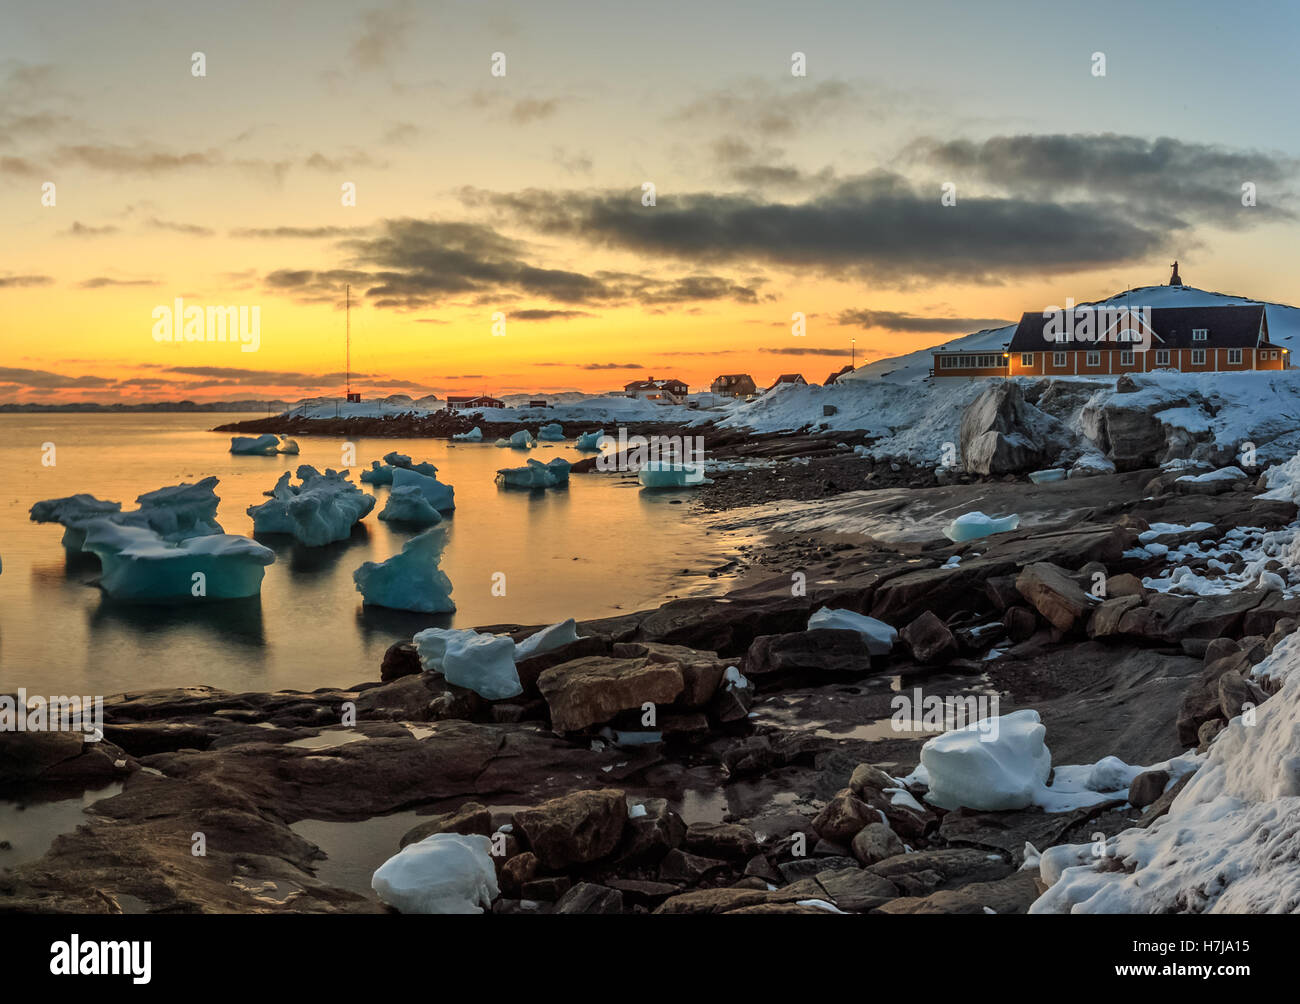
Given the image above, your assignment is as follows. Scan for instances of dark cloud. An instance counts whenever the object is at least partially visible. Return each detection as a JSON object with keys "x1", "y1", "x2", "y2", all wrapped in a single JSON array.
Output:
[
  {"x1": 465, "y1": 171, "x2": 1171, "y2": 285},
  {"x1": 263, "y1": 218, "x2": 762, "y2": 309},
  {"x1": 231, "y1": 225, "x2": 362, "y2": 239},
  {"x1": 64, "y1": 221, "x2": 119, "y2": 237},
  {"x1": 910, "y1": 133, "x2": 1297, "y2": 226},
  {"x1": 509, "y1": 98, "x2": 559, "y2": 124},
  {"x1": 0, "y1": 366, "x2": 115, "y2": 388},
  {"x1": 759, "y1": 346, "x2": 858, "y2": 356},
  {"x1": 511, "y1": 309, "x2": 594, "y2": 320},
  {"x1": 836, "y1": 308, "x2": 1011, "y2": 333},
  {"x1": 148, "y1": 217, "x2": 214, "y2": 236},
  {"x1": 0, "y1": 274, "x2": 53, "y2": 288},
  {"x1": 58, "y1": 144, "x2": 218, "y2": 172},
  {"x1": 79, "y1": 277, "x2": 158, "y2": 288},
  {"x1": 674, "y1": 79, "x2": 859, "y2": 137},
  {"x1": 351, "y1": 2, "x2": 415, "y2": 69},
  {"x1": 0, "y1": 155, "x2": 40, "y2": 176}
]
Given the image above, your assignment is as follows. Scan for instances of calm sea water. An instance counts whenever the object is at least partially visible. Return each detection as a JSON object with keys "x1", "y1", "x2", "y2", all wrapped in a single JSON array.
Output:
[{"x1": 0, "y1": 414, "x2": 743, "y2": 696}]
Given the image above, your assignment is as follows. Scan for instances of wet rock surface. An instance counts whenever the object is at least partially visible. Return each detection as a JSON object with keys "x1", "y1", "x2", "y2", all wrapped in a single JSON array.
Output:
[{"x1": 4, "y1": 464, "x2": 1294, "y2": 914}]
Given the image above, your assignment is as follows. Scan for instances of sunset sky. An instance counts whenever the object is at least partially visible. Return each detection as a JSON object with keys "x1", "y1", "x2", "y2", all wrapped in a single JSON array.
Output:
[{"x1": 3, "y1": 0, "x2": 1299, "y2": 403}]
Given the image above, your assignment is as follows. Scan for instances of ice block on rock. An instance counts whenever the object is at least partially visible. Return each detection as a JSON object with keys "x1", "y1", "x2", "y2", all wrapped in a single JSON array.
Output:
[
  {"x1": 920, "y1": 709, "x2": 1051, "y2": 811},
  {"x1": 412, "y1": 627, "x2": 522, "y2": 700},
  {"x1": 514, "y1": 618, "x2": 581, "y2": 660},
  {"x1": 371, "y1": 833, "x2": 499, "y2": 914},
  {"x1": 807, "y1": 606, "x2": 897, "y2": 655},
  {"x1": 353, "y1": 527, "x2": 454, "y2": 613},
  {"x1": 942, "y1": 511, "x2": 1020, "y2": 543}
]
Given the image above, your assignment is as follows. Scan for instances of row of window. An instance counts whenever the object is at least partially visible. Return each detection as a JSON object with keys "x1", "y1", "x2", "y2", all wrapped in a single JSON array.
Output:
[
  {"x1": 937, "y1": 353, "x2": 1004, "y2": 369},
  {"x1": 1028, "y1": 348, "x2": 1246, "y2": 368}
]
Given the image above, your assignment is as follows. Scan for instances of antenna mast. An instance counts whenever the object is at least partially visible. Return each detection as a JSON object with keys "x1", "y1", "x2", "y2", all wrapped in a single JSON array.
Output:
[{"x1": 345, "y1": 283, "x2": 351, "y2": 400}]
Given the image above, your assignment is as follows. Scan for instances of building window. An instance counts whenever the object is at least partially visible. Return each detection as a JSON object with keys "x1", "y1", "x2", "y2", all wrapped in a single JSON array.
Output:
[
  {"x1": 1021, "y1": 353, "x2": 1033, "y2": 367},
  {"x1": 1192, "y1": 328, "x2": 1208, "y2": 340},
  {"x1": 1053, "y1": 352, "x2": 1067, "y2": 367},
  {"x1": 1156, "y1": 349, "x2": 1170, "y2": 366},
  {"x1": 1086, "y1": 351, "x2": 1101, "y2": 367},
  {"x1": 1120, "y1": 350, "x2": 1134, "y2": 366},
  {"x1": 1228, "y1": 348, "x2": 1242, "y2": 364},
  {"x1": 1192, "y1": 349, "x2": 1206, "y2": 365},
  {"x1": 939, "y1": 356, "x2": 953, "y2": 368}
]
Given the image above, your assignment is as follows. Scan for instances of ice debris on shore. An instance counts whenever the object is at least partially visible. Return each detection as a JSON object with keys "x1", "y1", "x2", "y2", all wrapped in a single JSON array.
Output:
[
  {"x1": 537, "y1": 422, "x2": 565, "y2": 441},
  {"x1": 31, "y1": 478, "x2": 223, "y2": 550},
  {"x1": 452, "y1": 427, "x2": 483, "y2": 442},
  {"x1": 390, "y1": 466, "x2": 455, "y2": 513},
  {"x1": 371, "y1": 833, "x2": 499, "y2": 914},
  {"x1": 1033, "y1": 633, "x2": 1300, "y2": 912},
  {"x1": 943, "y1": 511, "x2": 1020, "y2": 542},
  {"x1": 377, "y1": 485, "x2": 443, "y2": 525},
  {"x1": 353, "y1": 527, "x2": 454, "y2": 613},
  {"x1": 413, "y1": 627, "x2": 522, "y2": 699},
  {"x1": 1027, "y1": 468, "x2": 1065, "y2": 484},
  {"x1": 80, "y1": 520, "x2": 274, "y2": 600},
  {"x1": 359, "y1": 452, "x2": 439, "y2": 485},
  {"x1": 247, "y1": 466, "x2": 375, "y2": 546},
  {"x1": 411, "y1": 618, "x2": 582, "y2": 699},
  {"x1": 575, "y1": 429, "x2": 604, "y2": 451},
  {"x1": 914, "y1": 708, "x2": 1202, "y2": 814},
  {"x1": 807, "y1": 607, "x2": 897, "y2": 655},
  {"x1": 496, "y1": 457, "x2": 571, "y2": 489}
]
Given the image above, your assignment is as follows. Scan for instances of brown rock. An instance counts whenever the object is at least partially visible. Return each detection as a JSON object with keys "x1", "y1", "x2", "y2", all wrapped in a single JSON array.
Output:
[
  {"x1": 851, "y1": 822, "x2": 905, "y2": 865},
  {"x1": 812, "y1": 793, "x2": 876, "y2": 844},
  {"x1": 513, "y1": 788, "x2": 627, "y2": 869},
  {"x1": 500, "y1": 851, "x2": 538, "y2": 896},
  {"x1": 1127, "y1": 769, "x2": 1170, "y2": 809},
  {"x1": 380, "y1": 642, "x2": 422, "y2": 681},
  {"x1": 1016, "y1": 562, "x2": 1094, "y2": 632},
  {"x1": 399, "y1": 801, "x2": 493, "y2": 848},
  {"x1": 744, "y1": 629, "x2": 874, "y2": 677},
  {"x1": 900, "y1": 610, "x2": 958, "y2": 665},
  {"x1": 537, "y1": 657, "x2": 683, "y2": 733},
  {"x1": 684, "y1": 822, "x2": 759, "y2": 860},
  {"x1": 1088, "y1": 594, "x2": 1142, "y2": 638},
  {"x1": 1002, "y1": 605, "x2": 1038, "y2": 643}
]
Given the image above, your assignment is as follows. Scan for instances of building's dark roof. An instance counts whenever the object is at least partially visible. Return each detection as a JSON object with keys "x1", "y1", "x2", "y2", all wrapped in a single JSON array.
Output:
[
  {"x1": 822, "y1": 364, "x2": 855, "y2": 385},
  {"x1": 1005, "y1": 304, "x2": 1269, "y2": 353},
  {"x1": 771, "y1": 373, "x2": 805, "y2": 384}
]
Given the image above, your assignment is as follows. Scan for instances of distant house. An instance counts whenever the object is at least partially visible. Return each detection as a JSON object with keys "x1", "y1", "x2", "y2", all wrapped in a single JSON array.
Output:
[
  {"x1": 447, "y1": 394, "x2": 505, "y2": 411},
  {"x1": 711, "y1": 373, "x2": 758, "y2": 399},
  {"x1": 932, "y1": 304, "x2": 1286, "y2": 378},
  {"x1": 624, "y1": 376, "x2": 687, "y2": 405},
  {"x1": 766, "y1": 373, "x2": 807, "y2": 392},
  {"x1": 528, "y1": 399, "x2": 547, "y2": 408},
  {"x1": 822, "y1": 364, "x2": 855, "y2": 385}
]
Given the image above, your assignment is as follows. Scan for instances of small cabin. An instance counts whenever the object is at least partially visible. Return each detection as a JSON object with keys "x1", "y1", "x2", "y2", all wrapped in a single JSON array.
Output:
[
  {"x1": 447, "y1": 394, "x2": 505, "y2": 411},
  {"x1": 711, "y1": 373, "x2": 758, "y2": 399},
  {"x1": 766, "y1": 373, "x2": 808, "y2": 392}
]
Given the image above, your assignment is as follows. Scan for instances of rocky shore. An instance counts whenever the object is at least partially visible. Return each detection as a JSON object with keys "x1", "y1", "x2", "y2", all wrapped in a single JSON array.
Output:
[{"x1": 4, "y1": 446, "x2": 1295, "y2": 915}]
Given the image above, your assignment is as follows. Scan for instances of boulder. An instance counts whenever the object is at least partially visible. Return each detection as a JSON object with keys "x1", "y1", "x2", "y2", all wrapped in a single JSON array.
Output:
[
  {"x1": 554, "y1": 882, "x2": 624, "y2": 915},
  {"x1": 1002, "y1": 605, "x2": 1038, "y2": 643},
  {"x1": 900, "y1": 610, "x2": 958, "y2": 665},
  {"x1": 850, "y1": 822, "x2": 905, "y2": 865},
  {"x1": 1016, "y1": 562, "x2": 1094, "y2": 632},
  {"x1": 536, "y1": 656, "x2": 683, "y2": 733},
  {"x1": 683, "y1": 822, "x2": 759, "y2": 860},
  {"x1": 614, "y1": 797, "x2": 685, "y2": 864},
  {"x1": 814, "y1": 867, "x2": 899, "y2": 912},
  {"x1": 812, "y1": 793, "x2": 876, "y2": 844},
  {"x1": 399, "y1": 801, "x2": 493, "y2": 848},
  {"x1": 744, "y1": 629, "x2": 874, "y2": 677},
  {"x1": 513, "y1": 788, "x2": 627, "y2": 869},
  {"x1": 380, "y1": 642, "x2": 422, "y2": 681},
  {"x1": 1088, "y1": 594, "x2": 1142, "y2": 638},
  {"x1": 875, "y1": 872, "x2": 1039, "y2": 915},
  {"x1": 960, "y1": 382, "x2": 1047, "y2": 475},
  {"x1": 1127, "y1": 770, "x2": 1170, "y2": 809}
]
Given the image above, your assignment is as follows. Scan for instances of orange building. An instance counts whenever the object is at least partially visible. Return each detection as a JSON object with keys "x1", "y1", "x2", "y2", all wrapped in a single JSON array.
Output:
[{"x1": 933, "y1": 304, "x2": 1287, "y2": 378}]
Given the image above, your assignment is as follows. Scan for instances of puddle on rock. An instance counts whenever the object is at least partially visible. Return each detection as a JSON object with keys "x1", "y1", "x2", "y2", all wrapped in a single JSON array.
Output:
[{"x1": 0, "y1": 782, "x2": 124, "y2": 869}]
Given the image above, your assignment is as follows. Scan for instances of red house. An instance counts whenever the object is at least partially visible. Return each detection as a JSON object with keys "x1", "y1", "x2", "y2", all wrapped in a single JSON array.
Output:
[{"x1": 447, "y1": 394, "x2": 505, "y2": 411}]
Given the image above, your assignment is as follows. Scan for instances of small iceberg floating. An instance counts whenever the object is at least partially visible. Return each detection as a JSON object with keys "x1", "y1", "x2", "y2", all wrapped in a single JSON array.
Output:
[
  {"x1": 575, "y1": 429, "x2": 605, "y2": 451},
  {"x1": 378, "y1": 485, "x2": 443, "y2": 525},
  {"x1": 230, "y1": 433, "x2": 281, "y2": 456},
  {"x1": 360, "y1": 452, "x2": 439, "y2": 485},
  {"x1": 638, "y1": 462, "x2": 709, "y2": 489},
  {"x1": 452, "y1": 427, "x2": 483, "y2": 442},
  {"x1": 494, "y1": 429, "x2": 536, "y2": 449},
  {"x1": 496, "y1": 457, "x2": 571, "y2": 489},
  {"x1": 943, "y1": 511, "x2": 1020, "y2": 543},
  {"x1": 353, "y1": 526, "x2": 454, "y2": 613},
  {"x1": 81, "y1": 521, "x2": 274, "y2": 601},
  {"x1": 536, "y1": 422, "x2": 566, "y2": 442}
]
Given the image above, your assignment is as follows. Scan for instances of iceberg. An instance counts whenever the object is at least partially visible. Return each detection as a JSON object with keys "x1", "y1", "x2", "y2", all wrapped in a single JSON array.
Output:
[
  {"x1": 921, "y1": 709, "x2": 1051, "y2": 811},
  {"x1": 575, "y1": 429, "x2": 604, "y2": 451},
  {"x1": 353, "y1": 527, "x2": 454, "y2": 612},
  {"x1": 277, "y1": 436, "x2": 299, "y2": 455},
  {"x1": 377, "y1": 485, "x2": 443, "y2": 525},
  {"x1": 371, "y1": 833, "x2": 499, "y2": 914},
  {"x1": 537, "y1": 422, "x2": 565, "y2": 442},
  {"x1": 247, "y1": 466, "x2": 375, "y2": 546},
  {"x1": 80, "y1": 520, "x2": 274, "y2": 601},
  {"x1": 359, "y1": 452, "x2": 439, "y2": 485},
  {"x1": 31, "y1": 479, "x2": 223, "y2": 550},
  {"x1": 391, "y1": 466, "x2": 456, "y2": 513},
  {"x1": 497, "y1": 429, "x2": 535, "y2": 449},
  {"x1": 413, "y1": 627, "x2": 522, "y2": 700},
  {"x1": 514, "y1": 618, "x2": 581, "y2": 660},
  {"x1": 807, "y1": 606, "x2": 897, "y2": 655},
  {"x1": 230, "y1": 433, "x2": 280, "y2": 456},
  {"x1": 942, "y1": 511, "x2": 1020, "y2": 542},
  {"x1": 1027, "y1": 468, "x2": 1066, "y2": 484},
  {"x1": 495, "y1": 457, "x2": 570, "y2": 489},
  {"x1": 452, "y1": 427, "x2": 483, "y2": 442},
  {"x1": 638, "y1": 462, "x2": 709, "y2": 489}
]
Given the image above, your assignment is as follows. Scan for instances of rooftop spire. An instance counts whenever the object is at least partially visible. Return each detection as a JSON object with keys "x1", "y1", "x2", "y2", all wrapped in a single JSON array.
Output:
[{"x1": 1169, "y1": 260, "x2": 1183, "y2": 286}]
